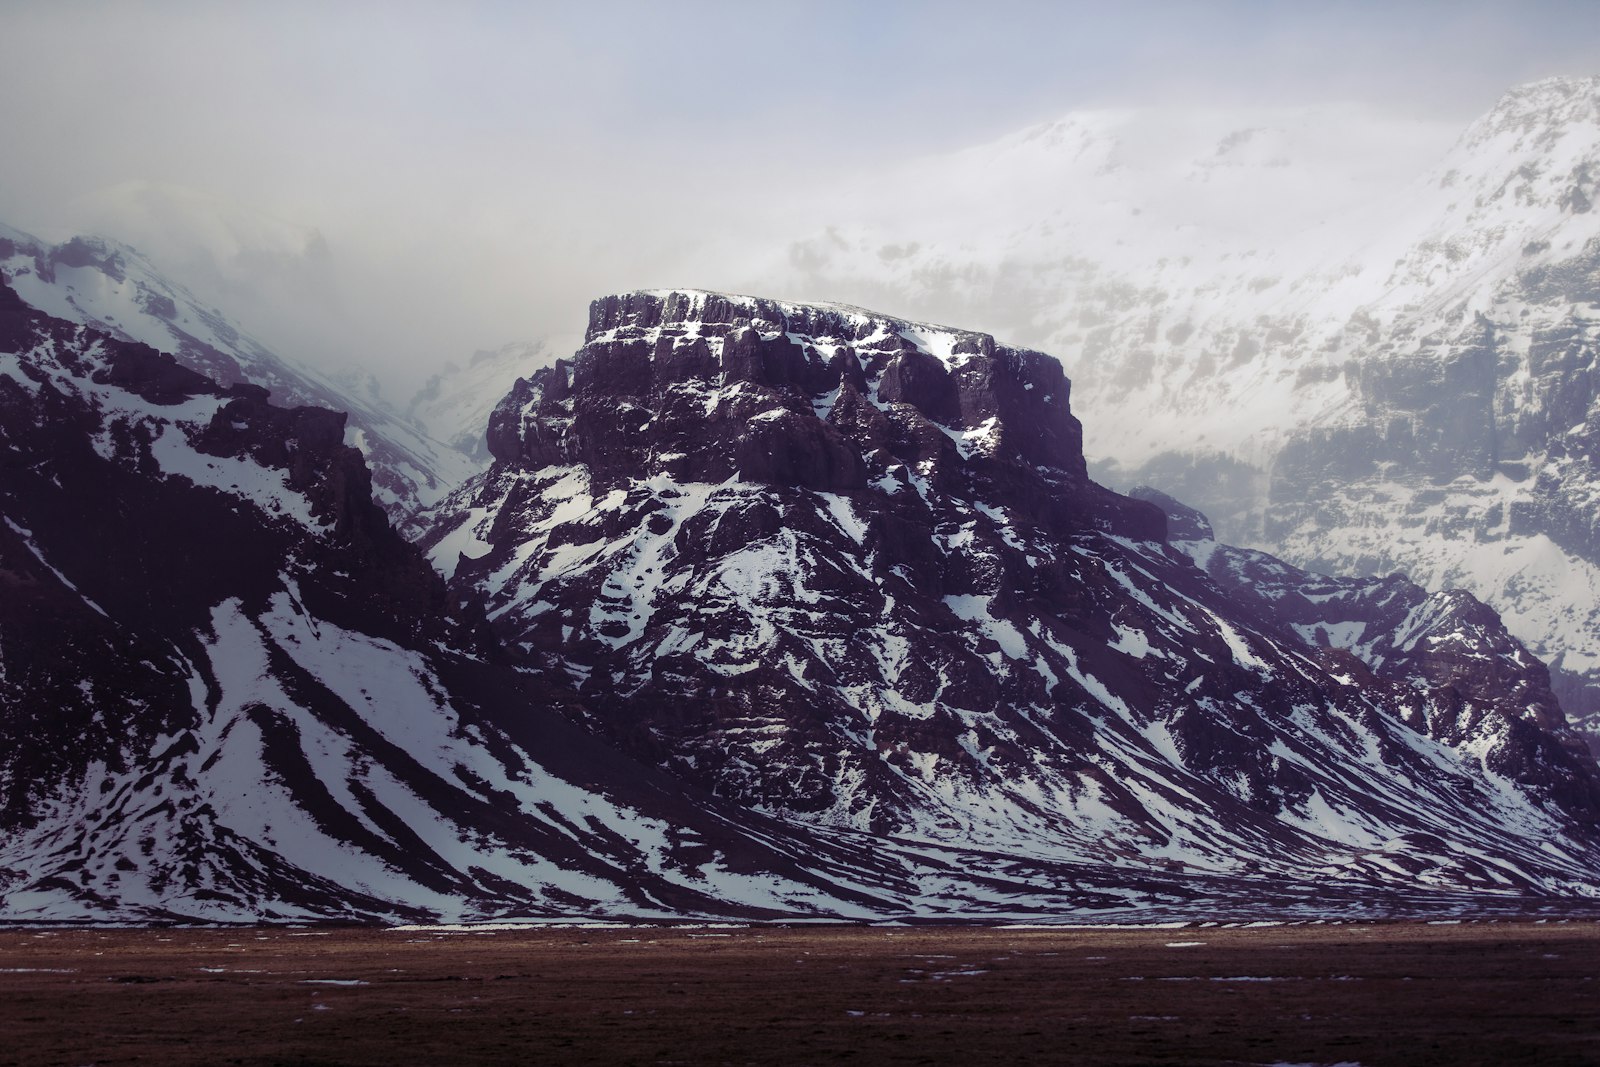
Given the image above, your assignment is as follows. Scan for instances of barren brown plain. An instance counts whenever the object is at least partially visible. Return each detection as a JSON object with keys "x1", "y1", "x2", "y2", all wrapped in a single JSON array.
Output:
[{"x1": 1, "y1": 921, "x2": 1598, "y2": 1066}]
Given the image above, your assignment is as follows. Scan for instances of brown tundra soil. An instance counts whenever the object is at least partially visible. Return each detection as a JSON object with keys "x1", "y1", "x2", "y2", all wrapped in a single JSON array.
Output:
[{"x1": 1, "y1": 921, "x2": 1597, "y2": 1066}]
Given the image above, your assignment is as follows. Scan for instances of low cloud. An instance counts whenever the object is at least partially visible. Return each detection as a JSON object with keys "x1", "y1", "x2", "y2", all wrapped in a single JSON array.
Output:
[{"x1": 1, "y1": 2, "x2": 1593, "y2": 395}]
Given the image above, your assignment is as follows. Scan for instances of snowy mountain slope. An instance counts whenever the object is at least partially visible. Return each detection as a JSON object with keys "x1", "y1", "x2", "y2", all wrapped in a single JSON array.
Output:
[
  {"x1": 729, "y1": 76, "x2": 1600, "y2": 744},
  {"x1": 421, "y1": 290, "x2": 1600, "y2": 902},
  {"x1": 1135, "y1": 487, "x2": 1594, "y2": 767},
  {"x1": 7, "y1": 276, "x2": 1600, "y2": 919},
  {"x1": 0, "y1": 223, "x2": 475, "y2": 522},
  {"x1": 0, "y1": 277, "x2": 930, "y2": 922},
  {"x1": 1251, "y1": 78, "x2": 1600, "y2": 737}
]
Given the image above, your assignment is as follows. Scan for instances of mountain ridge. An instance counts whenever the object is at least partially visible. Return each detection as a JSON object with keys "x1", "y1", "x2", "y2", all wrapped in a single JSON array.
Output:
[
  {"x1": 419, "y1": 287, "x2": 1600, "y2": 901},
  {"x1": 5, "y1": 277, "x2": 1600, "y2": 919},
  {"x1": 0, "y1": 223, "x2": 475, "y2": 524}
]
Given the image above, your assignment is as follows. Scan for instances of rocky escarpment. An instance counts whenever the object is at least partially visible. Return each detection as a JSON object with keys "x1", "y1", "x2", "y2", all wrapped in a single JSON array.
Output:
[
  {"x1": 424, "y1": 290, "x2": 1600, "y2": 899},
  {"x1": 1261, "y1": 247, "x2": 1600, "y2": 744},
  {"x1": 1112, "y1": 78, "x2": 1600, "y2": 745},
  {"x1": 484, "y1": 291, "x2": 1158, "y2": 537},
  {"x1": 0, "y1": 275, "x2": 919, "y2": 923}
]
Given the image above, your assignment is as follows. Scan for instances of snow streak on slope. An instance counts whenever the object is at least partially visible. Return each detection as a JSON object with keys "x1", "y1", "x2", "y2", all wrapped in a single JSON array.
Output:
[{"x1": 0, "y1": 589, "x2": 883, "y2": 923}]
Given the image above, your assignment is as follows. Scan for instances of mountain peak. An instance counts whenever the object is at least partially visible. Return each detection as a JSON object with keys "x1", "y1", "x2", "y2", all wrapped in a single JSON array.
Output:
[
  {"x1": 487, "y1": 290, "x2": 1157, "y2": 537},
  {"x1": 1461, "y1": 74, "x2": 1600, "y2": 149}
]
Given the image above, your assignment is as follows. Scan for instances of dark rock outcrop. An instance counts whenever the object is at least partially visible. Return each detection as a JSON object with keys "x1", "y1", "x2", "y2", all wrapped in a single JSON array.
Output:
[
  {"x1": 0, "y1": 276, "x2": 921, "y2": 923},
  {"x1": 424, "y1": 290, "x2": 1600, "y2": 896}
]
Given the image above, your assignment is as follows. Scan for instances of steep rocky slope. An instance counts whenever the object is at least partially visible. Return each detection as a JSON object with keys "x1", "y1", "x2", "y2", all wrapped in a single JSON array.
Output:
[
  {"x1": 422, "y1": 290, "x2": 1600, "y2": 901},
  {"x1": 0, "y1": 223, "x2": 474, "y2": 522},
  {"x1": 0, "y1": 275, "x2": 917, "y2": 922},
  {"x1": 407, "y1": 338, "x2": 573, "y2": 465},
  {"x1": 738, "y1": 76, "x2": 1600, "y2": 743}
]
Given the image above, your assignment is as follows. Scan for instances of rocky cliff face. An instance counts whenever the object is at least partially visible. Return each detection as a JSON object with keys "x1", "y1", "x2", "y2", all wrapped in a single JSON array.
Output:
[
  {"x1": 1111, "y1": 79, "x2": 1600, "y2": 748},
  {"x1": 423, "y1": 290, "x2": 1600, "y2": 900},
  {"x1": 407, "y1": 338, "x2": 573, "y2": 466},
  {"x1": 0, "y1": 275, "x2": 921, "y2": 923},
  {"x1": 0, "y1": 223, "x2": 475, "y2": 523},
  {"x1": 1256, "y1": 80, "x2": 1600, "y2": 737}
]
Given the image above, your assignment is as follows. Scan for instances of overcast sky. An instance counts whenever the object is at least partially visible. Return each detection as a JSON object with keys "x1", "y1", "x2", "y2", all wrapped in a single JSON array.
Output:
[{"x1": 3, "y1": 0, "x2": 1599, "y2": 392}]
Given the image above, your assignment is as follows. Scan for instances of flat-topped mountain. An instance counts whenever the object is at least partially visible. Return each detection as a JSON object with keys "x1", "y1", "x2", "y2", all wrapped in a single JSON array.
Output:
[
  {"x1": 421, "y1": 290, "x2": 1600, "y2": 899},
  {"x1": 0, "y1": 275, "x2": 928, "y2": 922}
]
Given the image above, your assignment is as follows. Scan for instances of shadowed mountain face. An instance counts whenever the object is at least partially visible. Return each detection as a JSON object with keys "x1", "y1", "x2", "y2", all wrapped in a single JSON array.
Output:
[
  {"x1": 423, "y1": 290, "x2": 1600, "y2": 900},
  {"x1": 6, "y1": 271, "x2": 1600, "y2": 922},
  {"x1": 0, "y1": 275, "x2": 935, "y2": 923}
]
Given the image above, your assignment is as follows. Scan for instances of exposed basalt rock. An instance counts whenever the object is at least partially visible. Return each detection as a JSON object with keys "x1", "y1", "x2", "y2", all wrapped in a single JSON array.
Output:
[
  {"x1": 488, "y1": 290, "x2": 1157, "y2": 539},
  {"x1": 423, "y1": 290, "x2": 1600, "y2": 893}
]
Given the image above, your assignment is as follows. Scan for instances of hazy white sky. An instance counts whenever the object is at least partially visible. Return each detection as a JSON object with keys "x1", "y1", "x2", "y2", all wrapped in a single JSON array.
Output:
[{"x1": 2, "y1": 0, "x2": 1598, "y2": 391}]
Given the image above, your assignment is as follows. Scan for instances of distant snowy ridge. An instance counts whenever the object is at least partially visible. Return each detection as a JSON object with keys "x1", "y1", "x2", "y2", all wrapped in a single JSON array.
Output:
[
  {"x1": 0, "y1": 221, "x2": 475, "y2": 522},
  {"x1": 746, "y1": 75, "x2": 1600, "y2": 743},
  {"x1": 407, "y1": 337, "x2": 577, "y2": 464}
]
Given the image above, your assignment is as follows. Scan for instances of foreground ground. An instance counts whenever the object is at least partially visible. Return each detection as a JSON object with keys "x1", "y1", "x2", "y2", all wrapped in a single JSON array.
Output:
[{"x1": 1, "y1": 921, "x2": 1597, "y2": 1066}]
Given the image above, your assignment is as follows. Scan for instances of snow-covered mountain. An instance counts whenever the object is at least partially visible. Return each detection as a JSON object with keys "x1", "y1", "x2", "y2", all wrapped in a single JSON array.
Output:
[
  {"x1": 419, "y1": 289, "x2": 1600, "y2": 903},
  {"x1": 8, "y1": 278, "x2": 1600, "y2": 920},
  {"x1": 0, "y1": 275, "x2": 925, "y2": 922},
  {"x1": 724, "y1": 76, "x2": 1600, "y2": 745},
  {"x1": 0, "y1": 222, "x2": 475, "y2": 523}
]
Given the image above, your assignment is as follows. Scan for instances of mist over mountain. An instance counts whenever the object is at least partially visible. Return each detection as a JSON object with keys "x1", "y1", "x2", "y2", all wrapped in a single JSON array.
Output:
[
  {"x1": 0, "y1": 222, "x2": 475, "y2": 522},
  {"x1": 366, "y1": 77, "x2": 1600, "y2": 749},
  {"x1": 725, "y1": 76, "x2": 1600, "y2": 748}
]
